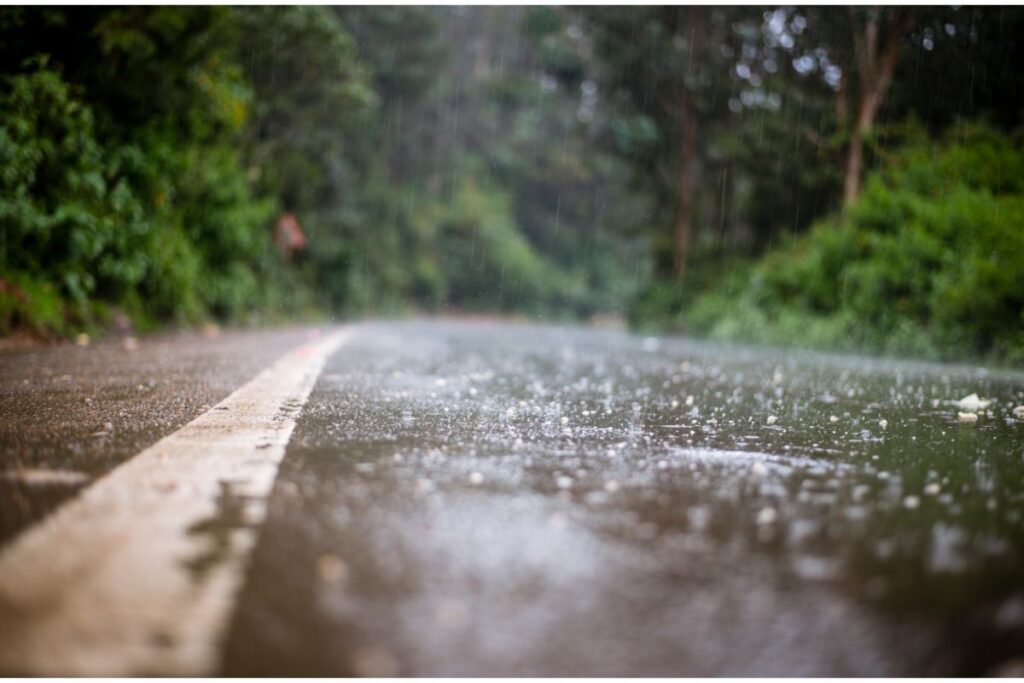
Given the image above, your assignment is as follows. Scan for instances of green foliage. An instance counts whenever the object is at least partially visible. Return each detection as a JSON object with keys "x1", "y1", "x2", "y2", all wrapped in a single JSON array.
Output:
[
  {"x1": 629, "y1": 252, "x2": 748, "y2": 331},
  {"x1": 684, "y1": 126, "x2": 1024, "y2": 364},
  {"x1": 303, "y1": 6, "x2": 644, "y2": 320},
  {"x1": 0, "y1": 9, "x2": 305, "y2": 336},
  {"x1": 232, "y1": 7, "x2": 378, "y2": 210},
  {"x1": 3, "y1": 6, "x2": 1021, "y2": 357},
  {"x1": 0, "y1": 62, "x2": 149, "y2": 333},
  {"x1": 0, "y1": 51, "x2": 285, "y2": 334},
  {"x1": 431, "y1": 175, "x2": 563, "y2": 314}
]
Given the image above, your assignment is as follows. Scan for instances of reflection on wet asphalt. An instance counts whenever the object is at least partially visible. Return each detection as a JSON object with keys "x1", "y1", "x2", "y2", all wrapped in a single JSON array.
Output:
[{"x1": 222, "y1": 321, "x2": 1024, "y2": 676}]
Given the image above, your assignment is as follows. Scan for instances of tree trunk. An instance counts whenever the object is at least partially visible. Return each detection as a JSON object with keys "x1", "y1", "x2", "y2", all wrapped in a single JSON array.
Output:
[
  {"x1": 843, "y1": 125, "x2": 865, "y2": 204},
  {"x1": 673, "y1": 7, "x2": 701, "y2": 280},
  {"x1": 842, "y1": 61, "x2": 896, "y2": 204},
  {"x1": 842, "y1": 9, "x2": 912, "y2": 206},
  {"x1": 673, "y1": 101, "x2": 697, "y2": 279}
]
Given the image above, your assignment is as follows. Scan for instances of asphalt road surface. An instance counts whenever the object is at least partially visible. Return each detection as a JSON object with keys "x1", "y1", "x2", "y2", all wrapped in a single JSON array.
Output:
[{"x1": 1, "y1": 320, "x2": 1023, "y2": 676}]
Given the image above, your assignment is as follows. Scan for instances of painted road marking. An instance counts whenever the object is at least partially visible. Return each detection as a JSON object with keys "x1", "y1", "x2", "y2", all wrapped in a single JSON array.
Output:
[{"x1": 0, "y1": 329, "x2": 351, "y2": 676}]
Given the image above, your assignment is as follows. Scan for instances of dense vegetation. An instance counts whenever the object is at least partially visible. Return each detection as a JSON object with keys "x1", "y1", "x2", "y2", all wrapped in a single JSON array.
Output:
[
  {"x1": 684, "y1": 124, "x2": 1024, "y2": 363},
  {"x1": 0, "y1": 7, "x2": 644, "y2": 336},
  {"x1": 1, "y1": 7, "x2": 1022, "y2": 363},
  {"x1": 585, "y1": 6, "x2": 1024, "y2": 364}
]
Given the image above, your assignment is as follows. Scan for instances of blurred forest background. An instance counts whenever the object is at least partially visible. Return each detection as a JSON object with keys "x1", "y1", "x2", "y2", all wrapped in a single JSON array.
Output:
[{"x1": 1, "y1": 6, "x2": 1022, "y2": 363}]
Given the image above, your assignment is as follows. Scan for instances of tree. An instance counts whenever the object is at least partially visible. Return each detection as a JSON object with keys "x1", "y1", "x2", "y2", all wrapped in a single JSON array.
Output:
[
  {"x1": 839, "y1": 7, "x2": 914, "y2": 204},
  {"x1": 230, "y1": 7, "x2": 377, "y2": 213},
  {"x1": 582, "y1": 7, "x2": 735, "y2": 279},
  {"x1": 672, "y1": 6, "x2": 702, "y2": 279}
]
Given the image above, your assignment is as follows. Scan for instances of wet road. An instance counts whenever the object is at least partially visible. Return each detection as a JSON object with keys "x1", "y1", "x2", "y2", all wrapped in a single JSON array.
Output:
[
  {"x1": 3, "y1": 320, "x2": 1024, "y2": 675},
  {"x1": 0, "y1": 326, "x2": 311, "y2": 545}
]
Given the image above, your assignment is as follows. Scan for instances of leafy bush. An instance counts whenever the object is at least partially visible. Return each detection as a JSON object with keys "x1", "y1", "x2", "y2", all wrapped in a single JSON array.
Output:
[
  {"x1": 0, "y1": 57, "x2": 290, "y2": 336},
  {"x1": 0, "y1": 62, "x2": 149, "y2": 333},
  {"x1": 684, "y1": 124, "x2": 1024, "y2": 364}
]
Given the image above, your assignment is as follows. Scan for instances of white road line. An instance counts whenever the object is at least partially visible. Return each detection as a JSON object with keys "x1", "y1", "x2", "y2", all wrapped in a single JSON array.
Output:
[{"x1": 0, "y1": 328, "x2": 351, "y2": 676}]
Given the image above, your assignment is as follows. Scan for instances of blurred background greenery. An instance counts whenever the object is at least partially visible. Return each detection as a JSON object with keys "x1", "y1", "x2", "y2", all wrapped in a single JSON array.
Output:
[{"x1": 0, "y1": 7, "x2": 1021, "y2": 364}]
